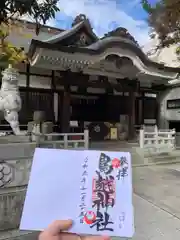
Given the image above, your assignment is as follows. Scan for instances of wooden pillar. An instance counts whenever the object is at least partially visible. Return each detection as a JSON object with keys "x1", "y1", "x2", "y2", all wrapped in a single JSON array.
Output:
[
  {"x1": 155, "y1": 92, "x2": 159, "y2": 126},
  {"x1": 128, "y1": 88, "x2": 136, "y2": 139},
  {"x1": 51, "y1": 70, "x2": 56, "y2": 123},
  {"x1": 26, "y1": 64, "x2": 30, "y2": 122},
  {"x1": 61, "y1": 85, "x2": 71, "y2": 133},
  {"x1": 142, "y1": 92, "x2": 145, "y2": 125},
  {"x1": 138, "y1": 97, "x2": 143, "y2": 125}
]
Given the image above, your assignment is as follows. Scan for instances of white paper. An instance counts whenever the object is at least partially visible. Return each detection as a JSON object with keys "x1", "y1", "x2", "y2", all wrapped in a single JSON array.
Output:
[{"x1": 20, "y1": 148, "x2": 134, "y2": 238}]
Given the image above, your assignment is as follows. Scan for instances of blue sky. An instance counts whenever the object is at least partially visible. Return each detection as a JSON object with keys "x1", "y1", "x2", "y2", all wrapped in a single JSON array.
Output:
[{"x1": 47, "y1": 0, "x2": 156, "y2": 47}]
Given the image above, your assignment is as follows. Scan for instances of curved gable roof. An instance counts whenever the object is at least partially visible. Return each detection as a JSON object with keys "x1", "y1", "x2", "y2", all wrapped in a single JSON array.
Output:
[
  {"x1": 85, "y1": 37, "x2": 180, "y2": 73},
  {"x1": 28, "y1": 15, "x2": 180, "y2": 78},
  {"x1": 44, "y1": 19, "x2": 98, "y2": 45},
  {"x1": 29, "y1": 36, "x2": 180, "y2": 74}
]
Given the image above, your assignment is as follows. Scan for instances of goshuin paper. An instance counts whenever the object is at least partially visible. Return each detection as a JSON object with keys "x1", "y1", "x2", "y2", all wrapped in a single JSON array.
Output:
[{"x1": 20, "y1": 148, "x2": 134, "y2": 238}]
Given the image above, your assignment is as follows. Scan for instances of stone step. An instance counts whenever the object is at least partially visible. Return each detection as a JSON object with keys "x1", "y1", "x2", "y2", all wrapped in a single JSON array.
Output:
[
  {"x1": 148, "y1": 155, "x2": 180, "y2": 164},
  {"x1": 0, "y1": 230, "x2": 39, "y2": 240},
  {"x1": 148, "y1": 149, "x2": 180, "y2": 162},
  {"x1": 0, "y1": 135, "x2": 31, "y2": 144}
]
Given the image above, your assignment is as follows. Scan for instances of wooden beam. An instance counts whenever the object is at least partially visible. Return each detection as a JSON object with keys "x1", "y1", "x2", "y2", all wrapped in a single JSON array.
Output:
[
  {"x1": 59, "y1": 70, "x2": 138, "y2": 85},
  {"x1": 56, "y1": 75, "x2": 134, "y2": 91},
  {"x1": 19, "y1": 71, "x2": 51, "y2": 78},
  {"x1": 151, "y1": 84, "x2": 169, "y2": 91}
]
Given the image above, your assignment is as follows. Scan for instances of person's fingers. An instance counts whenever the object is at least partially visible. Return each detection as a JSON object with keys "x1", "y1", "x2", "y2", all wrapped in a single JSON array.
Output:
[
  {"x1": 82, "y1": 235, "x2": 110, "y2": 240},
  {"x1": 59, "y1": 233, "x2": 81, "y2": 240},
  {"x1": 46, "y1": 220, "x2": 73, "y2": 235}
]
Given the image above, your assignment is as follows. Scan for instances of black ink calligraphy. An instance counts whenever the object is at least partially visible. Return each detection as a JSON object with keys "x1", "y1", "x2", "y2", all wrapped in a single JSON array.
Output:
[
  {"x1": 90, "y1": 210, "x2": 114, "y2": 231},
  {"x1": 79, "y1": 157, "x2": 88, "y2": 223},
  {"x1": 90, "y1": 152, "x2": 116, "y2": 232},
  {"x1": 90, "y1": 153, "x2": 129, "y2": 232},
  {"x1": 116, "y1": 156, "x2": 128, "y2": 180},
  {"x1": 99, "y1": 153, "x2": 113, "y2": 175}
]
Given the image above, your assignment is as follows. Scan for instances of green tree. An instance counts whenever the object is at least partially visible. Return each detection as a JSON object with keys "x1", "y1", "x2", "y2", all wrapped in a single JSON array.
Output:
[
  {"x1": 0, "y1": 0, "x2": 59, "y2": 66},
  {"x1": 0, "y1": 22, "x2": 28, "y2": 65},
  {"x1": 0, "y1": 0, "x2": 59, "y2": 34},
  {"x1": 141, "y1": 0, "x2": 180, "y2": 51}
]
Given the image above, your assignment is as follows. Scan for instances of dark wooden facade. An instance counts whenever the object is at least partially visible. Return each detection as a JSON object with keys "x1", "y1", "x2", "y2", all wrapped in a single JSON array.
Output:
[{"x1": 0, "y1": 65, "x2": 159, "y2": 139}]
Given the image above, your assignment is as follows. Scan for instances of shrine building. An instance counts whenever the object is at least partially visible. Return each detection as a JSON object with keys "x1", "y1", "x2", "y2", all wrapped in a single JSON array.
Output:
[{"x1": 1, "y1": 14, "x2": 180, "y2": 140}]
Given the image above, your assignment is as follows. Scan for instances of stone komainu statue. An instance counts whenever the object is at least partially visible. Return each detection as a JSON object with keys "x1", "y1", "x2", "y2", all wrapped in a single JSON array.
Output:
[{"x1": 0, "y1": 67, "x2": 22, "y2": 135}]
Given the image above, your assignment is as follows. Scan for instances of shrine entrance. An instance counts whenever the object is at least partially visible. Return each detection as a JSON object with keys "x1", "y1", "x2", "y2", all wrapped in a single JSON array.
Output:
[
  {"x1": 27, "y1": 14, "x2": 179, "y2": 141},
  {"x1": 54, "y1": 71, "x2": 138, "y2": 140},
  {"x1": 70, "y1": 91, "x2": 135, "y2": 140}
]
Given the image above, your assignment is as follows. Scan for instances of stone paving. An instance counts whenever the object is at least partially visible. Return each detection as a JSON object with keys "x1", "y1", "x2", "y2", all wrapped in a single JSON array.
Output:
[
  {"x1": 129, "y1": 164, "x2": 180, "y2": 240},
  {"x1": 114, "y1": 193, "x2": 180, "y2": 240},
  {"x1": 133, "y1": 164, "x2": 180, "y2": 219}
]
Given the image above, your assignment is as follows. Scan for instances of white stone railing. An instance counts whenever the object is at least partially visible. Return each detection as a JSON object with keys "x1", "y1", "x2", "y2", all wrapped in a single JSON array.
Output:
[
  {"x1": 0, "y1": 128, "x2": 89, "y2": 149},
  {"x1": 139, "y1": 125, "x2": 176, "y2": 153},
  {"x1": 32, "y1": 129, "x2": 89, "y2": 149}
]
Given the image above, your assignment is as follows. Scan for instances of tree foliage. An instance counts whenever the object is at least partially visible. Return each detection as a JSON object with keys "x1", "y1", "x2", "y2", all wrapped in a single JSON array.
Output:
[
  {"x1": 0, "y1": 22, "x2": 28, "y2": 65},
  {"x1": 0, "y1": 0, "x2": 59, "y2": 66},
  {"x1": 0, "y1": 0, "x2": 59, "y2": 34},
  {"x1": 141, "y1": 0, "x2": 180, "y2": 49}
]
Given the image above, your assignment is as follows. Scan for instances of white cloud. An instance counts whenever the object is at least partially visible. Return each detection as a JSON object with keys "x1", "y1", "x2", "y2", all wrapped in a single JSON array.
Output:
[
  {"x1": 54, "y1": 0, "x2": 150, "y2": 46},
  {"x1": 20, "y1": 13, "x2": 57, "y2": 26},
  {"x1": 20, "y1": 0, "x2": 151, "y2": 46}
]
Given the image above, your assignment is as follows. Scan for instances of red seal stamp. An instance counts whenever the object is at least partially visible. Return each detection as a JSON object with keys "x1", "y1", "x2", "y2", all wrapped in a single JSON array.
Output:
[
  {"x1": 112, "y1": 158, "x2": 120, "y2": 168},
  {"x1": 83, "y1": 211, "x2": 96, "y2": 224}
]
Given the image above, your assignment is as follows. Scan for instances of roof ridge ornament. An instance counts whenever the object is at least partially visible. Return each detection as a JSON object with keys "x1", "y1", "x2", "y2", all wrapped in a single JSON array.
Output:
[
  {"x1": 102, "y1": 27, "x2": 139, "y2": 46},
  {"x1": 72, "y1": 14, "x2": 92, "y2": 29}
]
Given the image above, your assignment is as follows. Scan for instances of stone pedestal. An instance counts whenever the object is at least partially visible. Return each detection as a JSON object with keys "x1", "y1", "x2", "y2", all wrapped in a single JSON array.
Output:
[
  {"x1": 42, "y1": 122, "x2": 53, "y2": 134},
  {"x1": 0, "y1": 190, "x2": 26, "y2": 230},
  {"x1": 28, "y1": 121, "x2": 54, "y2": 142},
  {"x1": 0, "y1": 142, "x2": 37, "y2": 239},
  {"x1": 115, "y1": 122, "x2": 128, "y2": 140}
]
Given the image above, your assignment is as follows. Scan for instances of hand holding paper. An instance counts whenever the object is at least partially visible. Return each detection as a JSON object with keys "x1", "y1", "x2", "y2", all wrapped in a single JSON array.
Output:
[
  {"x1": 20, "y1": 149, "x2": 134, "y2": 238},
  {"x1": 39, "y1": 220, "x2": 110, "y2": 240}
]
